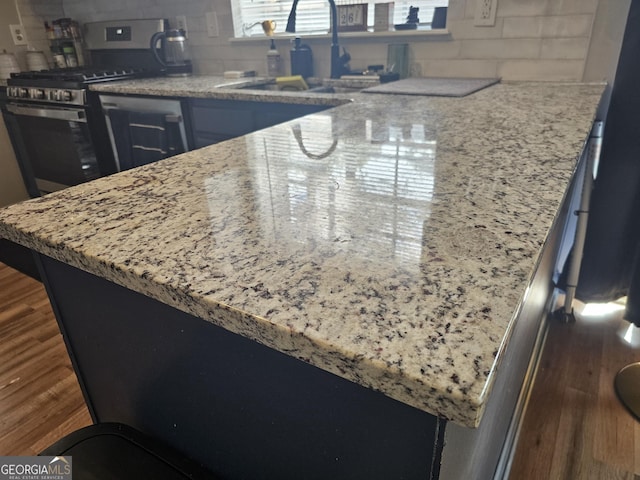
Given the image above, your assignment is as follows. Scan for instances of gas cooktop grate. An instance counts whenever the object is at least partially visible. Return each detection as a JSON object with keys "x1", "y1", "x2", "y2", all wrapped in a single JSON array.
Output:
[{"x1": 10, "y1": 67, "x2": 156, "y2": 84}]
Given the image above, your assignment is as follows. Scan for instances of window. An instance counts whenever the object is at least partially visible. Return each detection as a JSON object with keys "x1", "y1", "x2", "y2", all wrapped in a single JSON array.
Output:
[{"x1": 232, "y1": 0, "x2": 448, "y2": 38}]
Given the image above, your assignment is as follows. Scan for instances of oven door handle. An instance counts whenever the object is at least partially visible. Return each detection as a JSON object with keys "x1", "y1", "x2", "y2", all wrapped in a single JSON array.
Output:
[{"x1": 5, "y1": 104, "x2": 87, "y2": 123}]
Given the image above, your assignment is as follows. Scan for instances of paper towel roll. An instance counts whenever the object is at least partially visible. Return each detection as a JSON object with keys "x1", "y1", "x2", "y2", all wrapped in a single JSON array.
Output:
[
  {"x1": 26, "y1": 51, "x2": 49, "y2": 71},
  {"x1": 0, "y1": 53, "x2": 20, "y2": 79}
]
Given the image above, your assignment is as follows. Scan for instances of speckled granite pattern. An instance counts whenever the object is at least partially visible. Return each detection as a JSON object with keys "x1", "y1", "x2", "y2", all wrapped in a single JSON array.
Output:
[
  {"x1": 0, "y1": 82, "x2": 603, "y2": 427},
  {"x1": 89, "y1": 75, "x2": 354, "y2": 106}
]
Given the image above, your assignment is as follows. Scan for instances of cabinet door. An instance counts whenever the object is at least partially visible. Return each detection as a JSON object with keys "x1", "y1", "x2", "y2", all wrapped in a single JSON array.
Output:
[
  {"x1": 189, "y1": 99, "x2": 255, "y2": 147},
  {"x1": 254, "y1": 103, "x2": 329, "y2": 131},
  {"x1": 188, "y1": 98, "x2": 331, "y2": 147}
]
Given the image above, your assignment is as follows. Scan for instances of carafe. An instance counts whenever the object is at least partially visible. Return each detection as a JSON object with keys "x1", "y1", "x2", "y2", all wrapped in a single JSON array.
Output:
[{"x1": 150, "y1": 29, "x2": 193, "y2": 77}]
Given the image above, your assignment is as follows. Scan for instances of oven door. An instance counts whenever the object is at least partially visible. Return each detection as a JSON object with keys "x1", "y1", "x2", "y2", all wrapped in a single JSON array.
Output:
[{"x1": 4, "y1": 102, "x2": 101, "y2": 196}]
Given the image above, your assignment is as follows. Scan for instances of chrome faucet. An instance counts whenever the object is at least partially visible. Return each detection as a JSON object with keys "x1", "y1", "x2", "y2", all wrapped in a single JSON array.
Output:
[{"x1": 285, "y1": 0, "x2": 349, "y2": 79}]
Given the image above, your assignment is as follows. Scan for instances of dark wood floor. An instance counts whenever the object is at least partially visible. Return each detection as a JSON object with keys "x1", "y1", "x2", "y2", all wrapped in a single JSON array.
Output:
[
  {"x1": 0, "y1": 262, "x2": 90, "y2": 455},
  {"x1": 1, "y1": 261, "x2": 639, "y2": 478}
]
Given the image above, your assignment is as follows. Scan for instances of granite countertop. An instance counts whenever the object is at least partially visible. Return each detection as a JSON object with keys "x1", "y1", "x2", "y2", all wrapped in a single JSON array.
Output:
[
  {"x1": 89, "y1": 75, "x2": 368, "y2": 106},
  {"x1": 0, "y1": 79, "x2": 604, "y2": 428}
]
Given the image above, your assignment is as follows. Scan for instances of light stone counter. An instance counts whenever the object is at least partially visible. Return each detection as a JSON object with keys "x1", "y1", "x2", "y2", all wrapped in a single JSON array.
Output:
[
  {"x1": 89, "y1": 75, "x2": 360, "y2": 106},
  {"x1": 0, "y1": 80, "x2": 604, "y2": 428}
]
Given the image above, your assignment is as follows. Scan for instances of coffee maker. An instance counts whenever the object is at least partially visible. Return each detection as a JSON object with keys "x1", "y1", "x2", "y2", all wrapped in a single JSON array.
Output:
[{"x1": 150, "y1": 28, "x2": 192, "y2": 76}]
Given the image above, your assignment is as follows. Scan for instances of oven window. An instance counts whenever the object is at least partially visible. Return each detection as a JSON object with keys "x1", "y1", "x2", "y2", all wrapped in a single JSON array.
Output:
[{"x1": 14, "y1": 114, "x2": 100, "y2": 191}]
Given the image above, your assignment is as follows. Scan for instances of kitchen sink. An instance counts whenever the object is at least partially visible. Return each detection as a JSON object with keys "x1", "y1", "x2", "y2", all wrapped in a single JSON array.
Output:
[
  {"x1": 232, "y1": 81, "x2": 338, "y2": 94},
  {"x1": 225, "y1": 78, "x2": 379, "y2": 95}
]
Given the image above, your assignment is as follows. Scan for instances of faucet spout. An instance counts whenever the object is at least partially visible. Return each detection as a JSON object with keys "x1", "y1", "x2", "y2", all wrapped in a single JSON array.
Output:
[{"x1": 286, "y1": 0, "x2": 345, "y2": 79}]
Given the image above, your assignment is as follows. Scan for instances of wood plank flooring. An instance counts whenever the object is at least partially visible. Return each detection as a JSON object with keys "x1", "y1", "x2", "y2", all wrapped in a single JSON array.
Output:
[
  {"x1": 0, "y1": 260, "x2": 639, "y2": 479},
  {"x1": 509, "y1": 301, "x2": 640, "y2": 479},
  {"x1": 0, "y1": 262, "x2": 90, "y2": 455}
]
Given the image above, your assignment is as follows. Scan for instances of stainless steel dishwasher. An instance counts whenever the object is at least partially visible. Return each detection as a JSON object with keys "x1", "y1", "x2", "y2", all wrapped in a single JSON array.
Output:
[{"x1": 99, "y1": 94, "x2": 190, "y2": 172}]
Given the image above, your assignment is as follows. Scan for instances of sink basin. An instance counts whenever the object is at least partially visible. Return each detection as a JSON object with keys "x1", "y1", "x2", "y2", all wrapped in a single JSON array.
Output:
[
  {"x1": 225, "y1": 77, "x2": 381, "y2": 95},
  {"x1": 232, "y1": 81, "x2": 337, "y2": 94}
]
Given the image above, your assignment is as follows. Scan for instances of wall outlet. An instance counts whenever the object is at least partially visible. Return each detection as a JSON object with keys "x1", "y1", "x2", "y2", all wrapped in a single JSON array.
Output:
[
  {"x1": 9, "y1": 24, "x2": 28, "y2": 46},
  {"x1": 474, "y1": 0, "x2": 498, "y2": 26},
  {"x1": 206, "y1": 12, "x2": 219, "y2": 38},
  {"x1": 176, "y1": 15, "x2": 187, "y2": 35}
]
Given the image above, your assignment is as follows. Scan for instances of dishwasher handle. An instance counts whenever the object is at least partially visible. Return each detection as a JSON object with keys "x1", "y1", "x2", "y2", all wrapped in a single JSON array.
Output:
[{"x1": 6, "y1": 103, "x2": 87, "y2": 123}]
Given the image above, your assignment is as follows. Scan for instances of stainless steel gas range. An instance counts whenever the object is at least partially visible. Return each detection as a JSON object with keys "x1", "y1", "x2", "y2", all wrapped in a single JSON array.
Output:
[{"x1": 2, "y1": 19, "x2": 169, "y2": 197}]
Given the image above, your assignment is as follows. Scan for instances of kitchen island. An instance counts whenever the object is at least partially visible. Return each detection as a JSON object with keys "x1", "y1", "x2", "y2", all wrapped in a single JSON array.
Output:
[{"x1": 0, "y1": 79, "x2": 604, "y2": 479}]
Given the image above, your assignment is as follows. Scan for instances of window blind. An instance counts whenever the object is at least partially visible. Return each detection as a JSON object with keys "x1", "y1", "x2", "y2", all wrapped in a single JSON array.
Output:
[{"x1": 233, "y1": 0, "x2": 448, "y2": 37}]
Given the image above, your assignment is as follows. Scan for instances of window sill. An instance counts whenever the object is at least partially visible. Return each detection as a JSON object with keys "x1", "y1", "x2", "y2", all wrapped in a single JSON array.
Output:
[{"x1": 229, "y1": 28, "x2": 450, "y2": 44}]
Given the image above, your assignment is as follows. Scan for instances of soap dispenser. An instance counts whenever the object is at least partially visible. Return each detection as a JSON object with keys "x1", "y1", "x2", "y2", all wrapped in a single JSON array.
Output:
[
  {"x1": 290, "y1": 37, "x2": 313, "y2": 79},
  {"x1": 266, "y1": 39, "x2": 283, "y2": 77}
]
